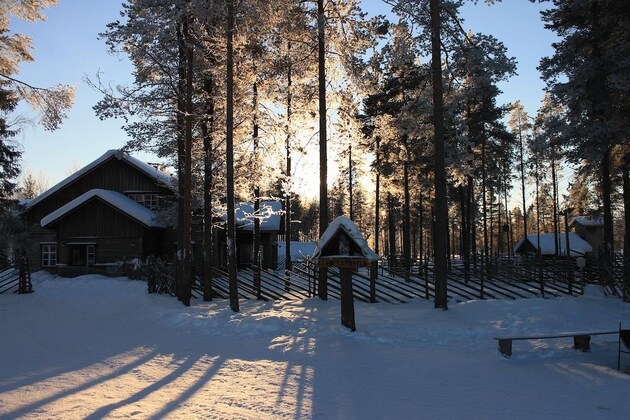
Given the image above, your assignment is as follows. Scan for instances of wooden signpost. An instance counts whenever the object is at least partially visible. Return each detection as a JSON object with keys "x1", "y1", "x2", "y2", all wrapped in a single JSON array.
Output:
[{"x1": 314, "y1": 216, "x2": 379, "y2": 331}]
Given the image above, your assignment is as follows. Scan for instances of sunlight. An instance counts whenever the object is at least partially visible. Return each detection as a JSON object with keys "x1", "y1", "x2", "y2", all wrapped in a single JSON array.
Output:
[{"x1": 0, "y1": 346, "x2": 314, "y2": 419}]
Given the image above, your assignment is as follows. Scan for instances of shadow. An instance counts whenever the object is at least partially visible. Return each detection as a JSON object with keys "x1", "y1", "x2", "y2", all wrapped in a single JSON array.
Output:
[
  {"x1": 2, "y1": 347, "x2": 159, "y2": 419},
  {"x1": 85, "y1": 353, "x2": 203, "y2": 419},
  {"x1": 147, "y1": 356, "x2": 224, "y2": 420}
]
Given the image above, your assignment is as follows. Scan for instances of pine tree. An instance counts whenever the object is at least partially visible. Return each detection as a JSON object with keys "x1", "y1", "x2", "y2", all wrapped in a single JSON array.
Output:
[
  {"x1": 539, "y1": 0, "x2": 630, "y2": 258},
  {"x1": 508, "y1": 100, "x2": 532, "y2": 237}
]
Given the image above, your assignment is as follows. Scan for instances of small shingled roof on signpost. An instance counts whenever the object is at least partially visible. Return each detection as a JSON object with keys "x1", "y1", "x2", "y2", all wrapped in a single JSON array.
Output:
[{"x1": 314, "y1": 216, "x2": 379, "y2": 331}]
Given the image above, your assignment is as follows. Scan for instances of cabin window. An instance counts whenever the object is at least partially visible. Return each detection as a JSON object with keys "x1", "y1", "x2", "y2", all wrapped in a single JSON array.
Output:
[
  {"x1": 128, "y1": 193, "x2": 159, "y2": 210},
  {"x1": 41, "y1": 244, "x2": 57, "y2": 267},
  {"x1": 86, "y1": 245, "x2": 96, "y2": 267},
  {"x1": 68, "y1": 244, "x2": 96, "y2": 267}
]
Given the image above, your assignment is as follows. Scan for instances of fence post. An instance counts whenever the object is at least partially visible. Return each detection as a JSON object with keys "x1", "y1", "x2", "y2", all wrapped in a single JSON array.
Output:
[
  {"x1": 369, "y1": 260, "x2": 377, "y2": 303},
  {"x1": 18, "y1": 255, "x2": 32, "y2": 294}
]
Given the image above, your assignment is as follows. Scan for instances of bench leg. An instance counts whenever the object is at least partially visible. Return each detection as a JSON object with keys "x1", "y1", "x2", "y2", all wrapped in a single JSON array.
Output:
[
  {"x1": 574, "y1": 335, "x2": 591, "y2": 352},
  {"x1": 498, "y1": 339, "x2": 512, "y2": 357}
]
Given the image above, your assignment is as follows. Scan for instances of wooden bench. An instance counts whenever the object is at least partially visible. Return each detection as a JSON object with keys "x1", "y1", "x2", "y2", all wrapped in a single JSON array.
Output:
[{"x1": 494, "y1": 331, "x2": 617, "y2": 357}]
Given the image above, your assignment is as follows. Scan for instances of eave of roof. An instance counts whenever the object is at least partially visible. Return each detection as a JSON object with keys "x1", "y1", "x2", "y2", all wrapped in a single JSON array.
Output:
[
  {"x1": 40, "y1": 189, "x2": 167, "y2": 229},
  {"x1": 26, "y1": 149, "x2": 174, "y2": 210}
]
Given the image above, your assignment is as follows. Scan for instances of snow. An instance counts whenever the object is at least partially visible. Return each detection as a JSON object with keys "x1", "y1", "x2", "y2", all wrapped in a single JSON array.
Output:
[
  {"x1": 26, "y1": 150, "x2": 174, "y2": 210},
  {"x1": 514, "y1": 233, "x2": 593, "y2": 257},
  {"x1": 40, "y1": 189, "x2": 166, "y2": 229},
  {"x1": 315, "y1": 216, "x2": 379, "y2": 261},
  {"x1": 216, "y1": 201, "x2": 283, "y2": 231},
  {"x1": 569, "y1": 216, "x2": 604, "y2": 227},
  {"x1": 277, "y1": 241, "x2": 318, "y2": 261},
  {"x1": 2, "y1": 273, "x2": 629, "y2": 419}
]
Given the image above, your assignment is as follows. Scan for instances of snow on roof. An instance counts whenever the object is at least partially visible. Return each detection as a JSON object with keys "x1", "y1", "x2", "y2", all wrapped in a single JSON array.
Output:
[
  {"x1": 41, "y1": 189, "x2": 166, "y2": 229},
  {"x1": 217, "y1": 201, "x2": 282, "y2": 231},
  {"x1": 277, "y1": 241, "x2": 318, "y2": 261},
  {"x1": 314, "y1": 216, "x2": 379, "y2": 261},
  {"x1": 569, "y1": 216, "x2": 604, "y2": 228},
  {"x1": 27, "y1": 150, "x2": 174, "y2": 209},
  {"x1": 513, "y1": 233, "x2": 593, "y2": 257}
]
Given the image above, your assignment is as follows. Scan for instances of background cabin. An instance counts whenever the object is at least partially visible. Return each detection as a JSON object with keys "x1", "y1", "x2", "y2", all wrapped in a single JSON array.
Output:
[
  {"x1": 569, "y1": 216, "x2": 604, "y2": 256},
  {"x1": 513, "y1": 233, "x2": 593, "y2": 257},
  {"x1": 212, "y1": 201, "x2": 283, "y2": 269}
]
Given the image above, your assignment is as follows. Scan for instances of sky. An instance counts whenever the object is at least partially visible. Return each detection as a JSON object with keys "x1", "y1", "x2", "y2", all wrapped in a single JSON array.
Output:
[
  {"x1": 10, "y1": 0, "x2": 560, "y2": 203},
  {"x1": 1, "y1": 271, "x2": 630, "y2": 418}
]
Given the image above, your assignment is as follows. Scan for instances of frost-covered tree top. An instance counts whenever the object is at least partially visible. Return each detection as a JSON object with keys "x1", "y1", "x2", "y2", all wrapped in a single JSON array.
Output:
[{"x1": 0, "y1": 0, "x2": 75, "y2": 131}]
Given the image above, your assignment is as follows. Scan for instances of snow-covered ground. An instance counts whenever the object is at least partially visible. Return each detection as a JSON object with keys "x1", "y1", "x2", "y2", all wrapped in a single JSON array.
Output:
[{"x1": 1, "y1": 272, "x2": 630, "y2": 419}]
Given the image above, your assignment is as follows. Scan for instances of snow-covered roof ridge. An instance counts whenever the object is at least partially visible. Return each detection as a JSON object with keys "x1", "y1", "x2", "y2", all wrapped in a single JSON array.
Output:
[
  {"x1": 216, "y1": 201, "x2": 283, "y2": 231},
  {"x1": 569, "y1": 216, "x2": 604, "y2": 227},
  {"x1": 314, "y1": 216, "x2": 379, "y2": 261},
  {"x1": 40, "y1": 189, "x2": 166, "y2": 229},
  {"x1": 27, "y1": 149, "x2": 174, "y2": 209},
  {"x1": 513, "y1": 233, "x2": 593, "y2": 257}
]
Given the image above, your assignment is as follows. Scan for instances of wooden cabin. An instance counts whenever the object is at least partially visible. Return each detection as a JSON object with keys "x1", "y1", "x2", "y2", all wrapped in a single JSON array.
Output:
[
  {"x1": 513, "y1": 233, "x2": 593, "y2": 257},
  {"x1": 22, "y1": 150, "x2": 283, "y2": 276},
  {"x1": 22, "y1": 150, "x2": 176, "y2": 275},
  {"x1": 569, "y1": 216, "x2": 604, "y2": 256},
  {"x1": 212, "y1": 201, "x2": 283, "y2": 269}
]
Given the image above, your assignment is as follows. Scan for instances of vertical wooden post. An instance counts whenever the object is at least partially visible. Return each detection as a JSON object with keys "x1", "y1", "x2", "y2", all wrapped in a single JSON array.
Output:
[
  {"x1": 370, "y1": 260, "x2": 377, "y2": 303},
  {"x1": 18, "y1": 255, "x2": 32, "y2": 294},
  {"x1": 563, "y1": 210, "x2": 574, "y2": 295},
  {"x1": 340, "y1": 268, "x2": 356, "y2": 331}
]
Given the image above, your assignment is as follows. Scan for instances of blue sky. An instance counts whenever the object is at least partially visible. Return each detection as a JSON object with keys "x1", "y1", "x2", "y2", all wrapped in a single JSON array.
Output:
[{"x1": 11, "y1": 0, "x2": 558, "y2": 196}]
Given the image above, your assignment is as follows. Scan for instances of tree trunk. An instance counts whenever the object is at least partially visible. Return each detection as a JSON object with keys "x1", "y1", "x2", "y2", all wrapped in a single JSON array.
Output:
[
  {"x1": 317, "y1": 0, "x2": 328, "y2": 300},
  {"x1": 252, "y1": 80, "x2": 261, "y2": 299},
  {"x1": 481, "y1": 136, "x2": 489, "y2": 269},
  {"x1": 551, "y1": 154, "x2": 559, "y2": 255},
  {"x1": 175, "y1": 13, "x2": 193, "y2": 307},
  {"x1": 285, "y1": 41, "x2": 293, "y2": 281},
  {"x1": 469, "y1": 177, "x2": 477, "y2": 269},
  {"x1": 403, "y1": 142, "x2": 411, "y2": 279},
  {"x1": 202, "y1": 78, "x2": 214, "y2": 301},
  {"x1": 175, "y1": 18, "x2": 186, "y2": 301},
  {"x1": 349, "y1": 144, "x2": 354, "y2": 220},
  {"x1": 181, "y1": 14, "x2": 194, "y2": 307},
  {"x1": 623, "y1": 152, "x2": 629, "y2": 302},
  {"x1": 226, "y1": 0, "x2": 239, "y2": 312},
  {"x1": 519, "y1": 128, "x2": 528, "y2": 236},
  {"x1": 388, "y1": 192, "x2": 396, "y2": 268},
  {"x1": 374, "y1": 136, "x2": 380, "y2": 255},
  {"x1": 418, "y1": 180, "x2": 424, "y2": 267},
  {"x1": 601, "y1": 147, "x2": 614, "y2": 257},
  {"x1": 430, "y1": 0, "x2": 448, "y2": 309},
  {"x1": 460, "y1": 185, "x2": 469, "y2": 282}
]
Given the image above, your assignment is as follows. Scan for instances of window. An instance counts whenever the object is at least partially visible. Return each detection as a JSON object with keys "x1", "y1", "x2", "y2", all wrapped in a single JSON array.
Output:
[
  {"x1": 87, "y1": 245, "x2": 95, "y2": 267},
  {"x1": 128, "y1": 193, "x2": 159, "y2": 210},
  {"x1": 41, "y1": 244, "x2": 57, "y2": 267},
  {"x1": 68, "y1": 244, "x2": 96, "y2": 267}
]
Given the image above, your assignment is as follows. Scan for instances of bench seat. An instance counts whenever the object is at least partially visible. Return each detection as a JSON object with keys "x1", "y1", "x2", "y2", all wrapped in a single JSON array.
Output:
[{"x1": 493, "y1": 331, "x2": 617, "y2": 357}]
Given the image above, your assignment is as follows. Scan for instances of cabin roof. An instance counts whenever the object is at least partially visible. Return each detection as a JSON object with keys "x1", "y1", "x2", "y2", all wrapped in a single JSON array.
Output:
[
  {"x1": 26, "y1": 150, "x2": 174, "y2": 210},
  {"x1": 40, "y1": 189, "x2": 167, "y2": 229},
  {"x1": 513, "y1": 233, "x2": 593, "y2": 256},
  {"x1": 569, "y1": 216, "x2": 604, "y2": 228},
  {"x1": 314, "y1": 216, "x2": 379, "y2": 261}
]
